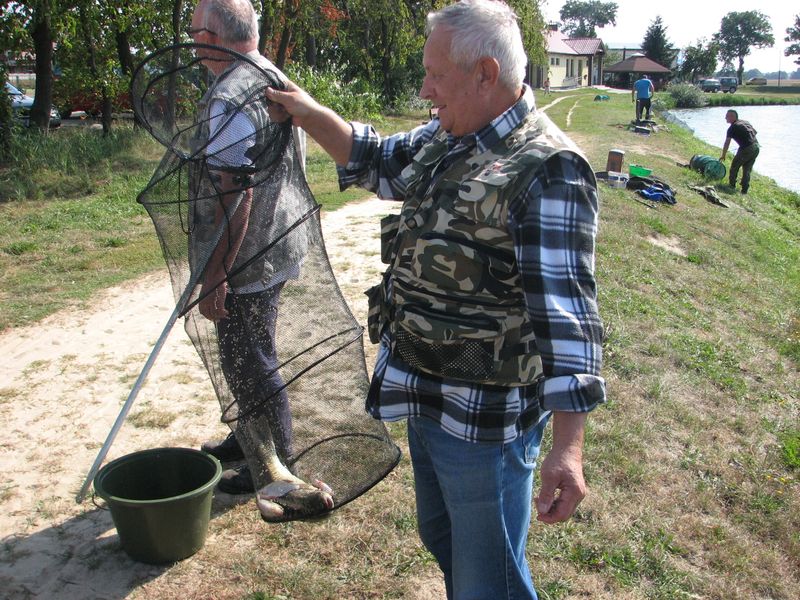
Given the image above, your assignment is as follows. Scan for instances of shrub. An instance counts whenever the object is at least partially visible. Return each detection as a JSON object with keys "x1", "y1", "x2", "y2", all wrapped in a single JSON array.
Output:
[
  {"x1": 285, "y1": 65, "x2": 383, "y2": 121},
  {"x1": 705, "y1": 95, "x2": 800, "y2": 107},
  {"x1": 666, "y1": 82, "x2": 708, "y2": 109},
  {"x1": 780, "y1": 429, "x2": 800, "y2": 470}
]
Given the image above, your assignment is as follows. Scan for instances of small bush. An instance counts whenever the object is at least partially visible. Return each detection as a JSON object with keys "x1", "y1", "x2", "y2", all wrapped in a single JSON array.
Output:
[
  {"x1": 780, "y1": 429, "x2": 800, "y2": 470},
  {"x1": 286, "y1": 65, "x2": 383, "y2": 121},
  {"x1": 705, "y1": 95, "x2": 800, "y2": 107},
  {"x1": 666, "y1": 82, "x2": 708, "y2": 109}
]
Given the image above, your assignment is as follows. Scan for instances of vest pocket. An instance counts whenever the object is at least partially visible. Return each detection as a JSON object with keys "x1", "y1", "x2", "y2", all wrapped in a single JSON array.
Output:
[
  {"x1": 379, "y1": 214, "x2": 401, "y2": 264},
  {"x1": 391, "y1": 304, "x2": 503, "y2": 381},
  {"x1": 365, "y1": 279, "x2": 390, "y2": 345},
  {"x1": 393, "y1": 325, "x2": 495, "y2": 381}
]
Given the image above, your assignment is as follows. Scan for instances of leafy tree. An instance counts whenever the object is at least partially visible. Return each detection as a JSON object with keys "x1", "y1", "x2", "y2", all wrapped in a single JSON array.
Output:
[
  {"x1": 1, "y1": 0, "x2": 63, "y2": 130},
  {"x1": 507, "y1": 0, "x2": 547, "y2": 69},
  {"x1": 786, "y1": 14, "x2": 800, "y2": 66},
  {"x1": 641, "y1": 16, "x2": 677, "y2": 69},
  {"x1": 559, "y1": 0, "x2": 617, "y2": 38},
  {"x1": 713, "y1": 11, "x2": 774, "y2": 85},
  {"x1": 678, "y1": 39, "x2": 718, "y2": 82}
]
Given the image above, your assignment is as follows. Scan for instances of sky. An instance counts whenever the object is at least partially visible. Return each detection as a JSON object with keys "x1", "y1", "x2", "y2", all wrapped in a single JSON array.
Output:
[{"x1": 543, "y1": 0, "x2": 798, "y2": 73}]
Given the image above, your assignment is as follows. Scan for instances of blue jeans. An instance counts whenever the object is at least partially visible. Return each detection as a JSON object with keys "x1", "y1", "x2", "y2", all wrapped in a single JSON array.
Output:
[{"x1": 407, "y1": 415, "x2": 549, "y2": 600}]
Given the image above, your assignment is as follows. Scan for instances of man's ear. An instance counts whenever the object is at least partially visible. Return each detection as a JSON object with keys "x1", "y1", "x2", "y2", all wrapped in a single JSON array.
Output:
[{"x1": 476, "y1": 57, "x2": 501, "y2": 87}]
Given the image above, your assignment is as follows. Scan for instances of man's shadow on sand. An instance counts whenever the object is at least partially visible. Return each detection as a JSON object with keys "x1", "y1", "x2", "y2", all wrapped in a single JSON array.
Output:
[{"x1": 0, "y1": 494, "x2": 246, "y2": 600}]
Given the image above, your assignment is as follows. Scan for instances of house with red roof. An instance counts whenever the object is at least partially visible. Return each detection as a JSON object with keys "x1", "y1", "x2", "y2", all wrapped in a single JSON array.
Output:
[{"x1": 531, "y1": 26, "x2": 605, "y2": 90}]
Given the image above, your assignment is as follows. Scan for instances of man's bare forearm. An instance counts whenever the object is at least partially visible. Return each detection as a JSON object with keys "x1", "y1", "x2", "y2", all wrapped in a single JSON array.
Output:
[
  {"x1": 298, "y1": 105, "x2": 353, "y2": 167},
  {"x1": 266, "y1": 82, "x2": 353, "y2": 166}
]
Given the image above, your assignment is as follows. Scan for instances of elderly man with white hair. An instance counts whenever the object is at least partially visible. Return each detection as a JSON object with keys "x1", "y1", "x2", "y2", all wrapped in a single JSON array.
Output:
[{"x1": 267, "y1": 1, "x2": 605, "y2": 597}]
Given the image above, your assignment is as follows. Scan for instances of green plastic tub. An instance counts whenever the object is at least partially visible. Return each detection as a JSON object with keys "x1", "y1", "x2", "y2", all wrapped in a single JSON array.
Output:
[
  {"x1": 94, "y1": 447, "x2": 222, "y2": 564},
  {"x1": 629, "y1": 164, "x2": 652, "y2": 177}
]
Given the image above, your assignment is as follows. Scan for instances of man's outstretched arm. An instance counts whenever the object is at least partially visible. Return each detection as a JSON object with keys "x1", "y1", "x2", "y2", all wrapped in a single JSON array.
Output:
[{"x1": 266, "y1": 81, "x2": 353, "y2": 166}]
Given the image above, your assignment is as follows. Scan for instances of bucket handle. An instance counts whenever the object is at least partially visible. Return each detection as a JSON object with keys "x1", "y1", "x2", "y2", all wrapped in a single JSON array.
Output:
[{"x1": 91, "y1": 492, "x2": 109, "y2": 511}]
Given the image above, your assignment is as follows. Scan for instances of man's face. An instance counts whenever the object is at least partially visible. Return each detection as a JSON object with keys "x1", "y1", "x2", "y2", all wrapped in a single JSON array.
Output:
[
  {"x1": 190, "y1": 1, "x2": 225, "y2": 74},
  {"x1": 419, "y1": 27, "x2": 482, "y2": 137},
  {"x1": 725, "y1": 111, "x2": 736, "y2": 124}
]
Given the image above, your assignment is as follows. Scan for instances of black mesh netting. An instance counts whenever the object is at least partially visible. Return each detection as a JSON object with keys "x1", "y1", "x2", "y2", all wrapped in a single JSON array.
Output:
[{"x1": 131, "y1": 43, "x2": 399, "y2": 522}]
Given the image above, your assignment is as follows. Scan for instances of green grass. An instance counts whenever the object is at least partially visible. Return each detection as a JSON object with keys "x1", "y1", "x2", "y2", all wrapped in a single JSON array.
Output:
[{"x1": 1, "y1": 92, "x2": 798, "y2": 598}]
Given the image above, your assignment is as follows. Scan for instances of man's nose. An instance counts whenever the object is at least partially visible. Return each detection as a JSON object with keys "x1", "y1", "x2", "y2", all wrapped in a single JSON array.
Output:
[{"x1": 419, "y1": 78, "x2": 432, "y2": 100}]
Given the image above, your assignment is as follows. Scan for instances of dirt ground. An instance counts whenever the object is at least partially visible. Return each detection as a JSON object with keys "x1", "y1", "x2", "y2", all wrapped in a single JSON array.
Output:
[{"x1": 0, "y1": 198, "x2": 448, "y2": 599}]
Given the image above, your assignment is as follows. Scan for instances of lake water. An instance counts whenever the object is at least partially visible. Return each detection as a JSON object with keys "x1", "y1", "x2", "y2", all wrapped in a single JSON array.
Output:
[{"x1": 666, "y1": 105, "x2": 800, "y2": 194}]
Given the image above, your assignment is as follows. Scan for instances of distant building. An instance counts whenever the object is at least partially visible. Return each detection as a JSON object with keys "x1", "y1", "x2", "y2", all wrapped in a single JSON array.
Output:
[
  {"x1": 1, "y1": 51, "x2": 36, "y2": 74},
  {"x1": 529, "y1": 25, "x2": 605, "y2": 90},
  {"x1": 603, "y1": 54, "x2": 672, "y2": 90}
]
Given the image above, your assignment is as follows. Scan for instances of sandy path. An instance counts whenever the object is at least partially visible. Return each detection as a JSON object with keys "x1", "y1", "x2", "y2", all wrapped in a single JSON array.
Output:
[{"x1": 0, "y1": 197, "x2": 411, "y2": 599}]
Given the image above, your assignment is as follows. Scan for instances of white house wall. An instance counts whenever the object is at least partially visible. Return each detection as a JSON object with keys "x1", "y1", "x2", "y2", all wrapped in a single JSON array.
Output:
[{"x1": 546, "y1": 53, "x2": 586, "y2": 88}]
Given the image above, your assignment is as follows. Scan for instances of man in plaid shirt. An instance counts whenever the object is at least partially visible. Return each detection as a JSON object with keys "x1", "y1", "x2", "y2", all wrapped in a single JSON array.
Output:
[{"x1": 267, "y1": 1, "x2": 605, "y2": 597}]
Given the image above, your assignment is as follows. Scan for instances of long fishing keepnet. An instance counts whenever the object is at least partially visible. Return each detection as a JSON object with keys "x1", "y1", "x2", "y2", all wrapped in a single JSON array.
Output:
[{"x1": 131, "y1": 44, "x2": 399, "y2": 521}]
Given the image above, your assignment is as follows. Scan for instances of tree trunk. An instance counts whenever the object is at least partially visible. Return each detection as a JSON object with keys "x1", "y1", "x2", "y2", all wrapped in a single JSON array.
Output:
[
  {"x1": 275, "y1": 25, "x2": 292, "y2": 70},
  {"x1": 305, "y1": 34, "x2": 317, "y2": 68},
  {"x1": 114, "y1": 27, "x2": 142, "y2": 127},
  {"x1": 172, "y1": 0, "x2": 183, "y2": 46},
  {"x1": 258, "y1": 0, "x2": 275, "y2": 56},
  {"x1": 30, "y1": 2, "x2": 54, "y2": 131},
  {"x1": 79, "y1": 6, "x2": 112, "y2": 136},
  {"x1": 115, "y1": 29, "x2": 135, "y2": 75}
]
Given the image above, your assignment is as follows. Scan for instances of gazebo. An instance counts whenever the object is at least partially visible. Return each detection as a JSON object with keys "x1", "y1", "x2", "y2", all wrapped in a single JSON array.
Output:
[{"x1": 604, "y1": 54, "x2": 671, "y2": 90}]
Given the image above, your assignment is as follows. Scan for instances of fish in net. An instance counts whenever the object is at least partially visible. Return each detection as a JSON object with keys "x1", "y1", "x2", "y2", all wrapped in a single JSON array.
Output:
[{"x1": 130, "y1": 43, "x2": 400, "y2": 522}]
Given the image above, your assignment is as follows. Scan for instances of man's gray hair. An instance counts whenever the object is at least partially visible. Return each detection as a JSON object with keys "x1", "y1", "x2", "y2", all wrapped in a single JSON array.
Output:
[
  {"x1": 426, "y1": 0, "x2": 526, "y2": 91},
  {"x1": 204, "y1": 0, "x2": 259, "y2": 43}
]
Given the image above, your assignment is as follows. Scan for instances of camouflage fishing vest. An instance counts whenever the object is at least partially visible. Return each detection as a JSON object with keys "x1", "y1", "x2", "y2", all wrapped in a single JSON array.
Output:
[
  {"x1": 190, "y1": 56, "x2": 305, "y2": 290},
  {"x1": 369, "y1": 110, "x2": 588, "y2": 386}
]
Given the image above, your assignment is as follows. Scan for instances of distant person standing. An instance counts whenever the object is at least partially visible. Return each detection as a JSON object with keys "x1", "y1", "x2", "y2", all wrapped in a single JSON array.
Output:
[
  {"x1": 544, "y1": 76, "x2": 551, "y2": 95},
  {"x1": 720, "y1": 109, "x2": 759, "y2": 194},
  {"x1": 632, "y1": 73, "x2": 654, "y2": 121}
]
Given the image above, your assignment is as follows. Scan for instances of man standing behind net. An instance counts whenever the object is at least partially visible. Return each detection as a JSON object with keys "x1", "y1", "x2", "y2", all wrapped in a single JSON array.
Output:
[
  {"x1": 632, "y1": 73, "x2": 654, "y2": 121},
  {"x1": 188, "y1": 0, "x2": 302, "y2": 494},
  {"x1": 720, "y1": 109, "x2": 759, "y2": 194},
  {"x1": 266, "y1": 1, "x2": 605, "y2": 597}
]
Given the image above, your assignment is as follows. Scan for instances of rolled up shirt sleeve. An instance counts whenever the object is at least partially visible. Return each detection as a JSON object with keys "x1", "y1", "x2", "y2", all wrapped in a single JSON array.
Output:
[
  {"x1": 337, "y1": 119, "x2": 441, "y2": 199},
  {"x1": 509, "y1": 150, "x2": 606, "y2": 413}
]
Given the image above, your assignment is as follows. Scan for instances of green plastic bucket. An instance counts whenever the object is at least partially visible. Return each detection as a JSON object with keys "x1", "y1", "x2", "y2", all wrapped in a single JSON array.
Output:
[{"x1": 94, "y1": 447, "x2": 222, "y2": 564}]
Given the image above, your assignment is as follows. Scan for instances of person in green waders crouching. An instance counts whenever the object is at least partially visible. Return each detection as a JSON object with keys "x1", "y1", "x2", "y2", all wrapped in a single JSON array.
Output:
[{"x1": 720, "y1": 109, "x2": 760, "y2": 194}]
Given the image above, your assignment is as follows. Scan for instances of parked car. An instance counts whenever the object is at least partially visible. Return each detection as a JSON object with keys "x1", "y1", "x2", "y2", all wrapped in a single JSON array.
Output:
[
  {"x1": 697, "y1": 78, "x2": 721, "y2": 93},
  {"x1": 5, "y1": 82, "x2": 62, "y2": 127},
  {"x1": 746, "y1": 77, "x2": 767, "y2": 86},
  {"x1": 719, "y1": 77, "x2": 738, "y2": 93}
]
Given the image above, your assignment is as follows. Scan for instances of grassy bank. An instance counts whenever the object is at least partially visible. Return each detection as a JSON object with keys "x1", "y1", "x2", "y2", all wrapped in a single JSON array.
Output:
[{"x1": 1, "y1": 90, "x2": 798, "y2": 599}]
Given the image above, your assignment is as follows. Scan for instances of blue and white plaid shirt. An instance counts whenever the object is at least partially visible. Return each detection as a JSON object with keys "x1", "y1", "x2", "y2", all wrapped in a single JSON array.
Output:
[{"x1": 339, "y1": 86, "x2": 605, "y2": 443}]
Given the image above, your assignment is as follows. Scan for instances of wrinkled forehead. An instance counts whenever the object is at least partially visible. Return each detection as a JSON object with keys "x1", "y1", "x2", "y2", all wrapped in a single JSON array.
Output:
[
  {"x1": 423, "y1": 27, "x2": 456, "y2": 67},
  {"x1": 191, "y1": 0, "x2": 207, "y2": 27}
]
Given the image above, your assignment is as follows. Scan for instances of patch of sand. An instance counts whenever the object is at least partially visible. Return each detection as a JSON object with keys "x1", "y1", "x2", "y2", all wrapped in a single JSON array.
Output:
[{"x1": 0, "y1": 197, "x2": 430, "y2": 599}]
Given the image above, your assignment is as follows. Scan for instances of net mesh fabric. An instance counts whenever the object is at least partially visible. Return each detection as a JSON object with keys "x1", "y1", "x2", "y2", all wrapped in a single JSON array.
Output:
[{"x1": 132, "y1": 44, "x2": 399, "y2": 521}]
